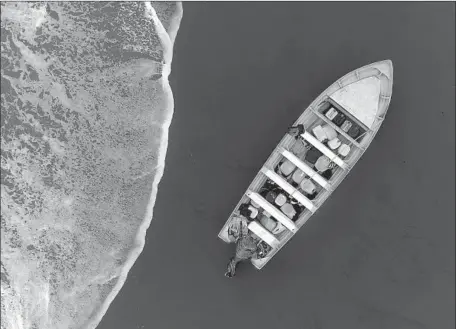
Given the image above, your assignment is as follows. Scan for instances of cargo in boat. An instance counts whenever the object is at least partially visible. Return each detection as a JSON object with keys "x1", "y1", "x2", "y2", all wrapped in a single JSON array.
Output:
[{"x1": 218, "y1": 60, "x2": 394, "y2": 271}]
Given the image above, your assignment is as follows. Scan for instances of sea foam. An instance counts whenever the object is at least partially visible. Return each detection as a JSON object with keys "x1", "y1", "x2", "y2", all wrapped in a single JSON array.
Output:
[{"x1": 0, "y1": 2, "x2": 182, "y2": 329}]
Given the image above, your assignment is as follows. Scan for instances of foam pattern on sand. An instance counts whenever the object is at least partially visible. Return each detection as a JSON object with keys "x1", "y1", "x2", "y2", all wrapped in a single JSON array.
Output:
[{"x1": 0, "y1": 2, "x2": 182, "y2": 329}]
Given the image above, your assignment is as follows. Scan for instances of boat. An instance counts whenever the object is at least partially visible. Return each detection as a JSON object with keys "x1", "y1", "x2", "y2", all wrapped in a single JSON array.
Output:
[{"x1": 218, "y1": 60, "x2": 394, "y2": 270}]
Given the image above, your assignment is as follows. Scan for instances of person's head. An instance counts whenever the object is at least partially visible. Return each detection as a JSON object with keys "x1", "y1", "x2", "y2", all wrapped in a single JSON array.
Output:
[
  {"x1": 321, "y1": 169, "x2": 333, "y2": 179},
  {"x1": 239, "y1": 207, "x2": 252, "y2": 219},
  {"x1": 288, "y1": 126, "x2": 299, "y2": 137},
  {"x1": 239, "y1": 203, "x2": 249, "y2": 211}
]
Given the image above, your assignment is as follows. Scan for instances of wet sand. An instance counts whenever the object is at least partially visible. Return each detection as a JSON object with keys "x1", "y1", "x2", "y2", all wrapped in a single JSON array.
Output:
[{"x1": 97, "y1": 3, "x2": 455, "y2": 329}]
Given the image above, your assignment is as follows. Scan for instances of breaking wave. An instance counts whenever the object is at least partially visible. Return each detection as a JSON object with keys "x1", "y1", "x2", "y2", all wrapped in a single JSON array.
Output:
[{"x1": 0, "y1": 2, "x2": 182, "y2": 329}]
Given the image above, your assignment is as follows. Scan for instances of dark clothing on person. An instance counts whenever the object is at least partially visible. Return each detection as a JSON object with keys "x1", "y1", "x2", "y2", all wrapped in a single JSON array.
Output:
[
  {"x1": 348, "y1": 125, "x2": 361, "y2": 139},
  {"x1": 305, "y1": 147, "x2": 323, "y2": 165},
  {"x1": 307, "y1": 191, "x2": 318, "y2": 200},
  {"x1": 321, "y1": 169, "x2": 333, "y2": 180},
  {"x1": 238, "y1": 203, "x2": 252, "y2": 218},
  {"x1": 265, "y1": 190, "x2": 278, "y2": 204}
]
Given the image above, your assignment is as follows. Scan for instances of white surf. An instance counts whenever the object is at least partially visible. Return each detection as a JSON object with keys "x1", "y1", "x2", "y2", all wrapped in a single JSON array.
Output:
[{"x1": 0, "y1": 2, "x2": 183, "y2": 329}]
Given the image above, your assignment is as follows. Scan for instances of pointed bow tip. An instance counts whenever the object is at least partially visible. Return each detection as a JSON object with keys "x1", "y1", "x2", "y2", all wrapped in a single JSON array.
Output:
[
  {"x1": 383, "y1": 59, "x2": 393, "y2": 70},
  {"x1": 373, "y1": 60, "x2": 393, "y2": 79}
]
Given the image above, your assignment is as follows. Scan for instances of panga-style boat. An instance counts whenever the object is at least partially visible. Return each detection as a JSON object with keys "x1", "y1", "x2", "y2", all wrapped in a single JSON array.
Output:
[{"x1": 218, "y1": 60, "x2": 394, "y2": 270}]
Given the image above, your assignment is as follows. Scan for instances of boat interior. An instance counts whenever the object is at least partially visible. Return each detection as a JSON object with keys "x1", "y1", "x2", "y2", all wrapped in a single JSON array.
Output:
[{"x1": 219, "y1": 62, "x2": 393, "y2": 269}]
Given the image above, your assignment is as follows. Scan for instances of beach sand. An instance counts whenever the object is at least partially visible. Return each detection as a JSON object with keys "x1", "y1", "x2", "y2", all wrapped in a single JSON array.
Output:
[{"x1": 97, "y1": 3, "x2": 455, "y2": 329}]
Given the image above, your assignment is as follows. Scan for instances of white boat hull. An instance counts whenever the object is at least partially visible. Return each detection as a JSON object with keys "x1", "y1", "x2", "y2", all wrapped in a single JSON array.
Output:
[{"x1": 218, "y1": 60, "x2": 394, "y2": 270}]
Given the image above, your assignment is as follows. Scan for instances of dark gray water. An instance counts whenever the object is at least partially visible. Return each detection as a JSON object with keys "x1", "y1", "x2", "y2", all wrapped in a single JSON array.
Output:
[{"x1": 96, "y1": 3, "x2": 455, "y2": 329}]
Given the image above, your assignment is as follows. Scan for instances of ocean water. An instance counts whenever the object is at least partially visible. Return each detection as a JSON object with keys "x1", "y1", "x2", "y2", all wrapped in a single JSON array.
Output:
[{"x1": 0, "y1": 2, "x2": 182, "y2": 329}]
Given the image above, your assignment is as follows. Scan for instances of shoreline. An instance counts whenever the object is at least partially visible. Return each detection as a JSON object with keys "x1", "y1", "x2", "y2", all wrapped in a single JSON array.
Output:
[
  {"x1": 83, "y1": 4, "x2": 184, "y2": 329},
  {"x1": 96, "y1": 3, "x2": 455, "y2": 329}
]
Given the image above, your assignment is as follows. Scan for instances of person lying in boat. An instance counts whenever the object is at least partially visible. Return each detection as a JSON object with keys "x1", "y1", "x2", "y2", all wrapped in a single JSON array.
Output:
[{"x1": 225, "y1": 215, "x2": 269, "y2": 278}]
